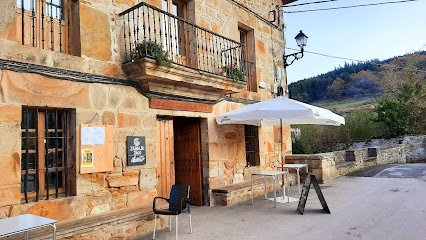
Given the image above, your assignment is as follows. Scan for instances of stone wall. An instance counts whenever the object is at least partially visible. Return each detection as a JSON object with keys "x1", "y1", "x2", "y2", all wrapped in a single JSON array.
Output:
[
  {"x1": 0, "y1": 0, "x2": 288, "y2": 238},
  {"x1": 285, "y1": 145, "x2": 410, "y2": 184},
  {"x1": 0, "y1": 0, "x2": 285, "y2": 94},
  {"x1": 194, "y1": 0, "x2": 286, "y2": 100},
  {"x1": 350, "y1": 135, "x2": 426, "y2": 163},
  {"x1": 207, "y1": 100, "x2": 291, "y2": 205},
  {"x1": 0, "y1": 70, "x2": 160, "y2": 219}
]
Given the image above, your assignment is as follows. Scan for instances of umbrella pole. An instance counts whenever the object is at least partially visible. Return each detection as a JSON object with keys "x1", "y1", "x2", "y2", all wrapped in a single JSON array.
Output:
[
  {"x1": 280, "y1": 119, "x2": 284, "y2": 187},
  {"x1": 281, "y1": 118, "x2": 284, "y2": 167}
]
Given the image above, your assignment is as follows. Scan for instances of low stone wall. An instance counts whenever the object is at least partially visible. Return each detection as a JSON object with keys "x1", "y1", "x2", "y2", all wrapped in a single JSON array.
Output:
[
  {"x1": 285, "y1": 144, "x2": 410, "y2": 183},
  {"x1": 350, "y1": 135, "x2": 426, "y2": 163}
]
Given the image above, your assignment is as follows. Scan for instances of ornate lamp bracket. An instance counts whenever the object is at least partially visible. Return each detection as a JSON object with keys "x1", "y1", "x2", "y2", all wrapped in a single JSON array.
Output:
[{"x1": 283, "y1": 49, "x2": 304, "y2": 68}]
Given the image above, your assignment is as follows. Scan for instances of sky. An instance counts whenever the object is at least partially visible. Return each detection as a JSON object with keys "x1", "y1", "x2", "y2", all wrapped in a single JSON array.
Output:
[{"x1": 282, "y1": 0, "x2": 426, "y2": 84}]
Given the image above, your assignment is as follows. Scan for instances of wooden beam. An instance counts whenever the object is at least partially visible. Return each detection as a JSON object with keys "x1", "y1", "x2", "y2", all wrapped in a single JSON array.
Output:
[
  {"x1": 150, "y1": 98, "x2": 213, "y2": 113},
  {"x1": 282, "y1": 0, "x2": 298, "y2": 5}
]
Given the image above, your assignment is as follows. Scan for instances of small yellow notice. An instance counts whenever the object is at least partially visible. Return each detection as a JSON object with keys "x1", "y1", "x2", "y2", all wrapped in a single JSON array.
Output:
[{"x1": 81, "y1": 149, "x2": 94, "y2": 168}]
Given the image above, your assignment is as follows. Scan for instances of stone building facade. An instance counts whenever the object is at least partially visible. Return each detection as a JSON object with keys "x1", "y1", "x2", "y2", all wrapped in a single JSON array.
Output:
[{"x1": 0, "y1": 0, "x2": 290, "y2": 238}]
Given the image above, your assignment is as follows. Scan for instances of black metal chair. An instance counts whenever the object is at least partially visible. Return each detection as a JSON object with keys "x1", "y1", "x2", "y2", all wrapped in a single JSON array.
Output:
[{"x1": 153, "y1": 184, "x2": 192, "y2": 239}]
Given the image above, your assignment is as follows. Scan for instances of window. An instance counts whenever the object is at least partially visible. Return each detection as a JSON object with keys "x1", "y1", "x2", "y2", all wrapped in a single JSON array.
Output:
[
  {"x1": 239, "y1": 29, "x2": 248, "y2": 60},
  {"x1": 16, "y1": 0, "x2": 76, "y2": 54},
  {"x1": 162, "y1": 0, "x2": 186, "y2": 19},
  {"x1": 238, "y1": 27, "x2": 256, "y2": 92},
  {"x1": 21, "y1": 107, "x2": 70, "y2": 202},
  {"x1": 245, "y1": 125, "x2": 260, "y2": 167},
  {"x1": 162, "y1": 0, "x2": 188, "y2": 57}
]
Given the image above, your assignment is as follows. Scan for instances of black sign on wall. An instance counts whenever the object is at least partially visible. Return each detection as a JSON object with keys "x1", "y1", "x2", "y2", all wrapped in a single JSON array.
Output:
[
  {"x1": 297, "y1": 173, "x2": 331, "y2": 215},
  {"x1": 127, "y1": 136, "x2": 146, "y2": 166}
]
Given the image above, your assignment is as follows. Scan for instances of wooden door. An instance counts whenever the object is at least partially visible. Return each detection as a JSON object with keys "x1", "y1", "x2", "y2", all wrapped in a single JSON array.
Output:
[
  {"x1": 156, "y1": 117, "x2": 175, "y2": 198},
  {"x1": 174, "y1": 118, "x2": 203, "y2": 206}
]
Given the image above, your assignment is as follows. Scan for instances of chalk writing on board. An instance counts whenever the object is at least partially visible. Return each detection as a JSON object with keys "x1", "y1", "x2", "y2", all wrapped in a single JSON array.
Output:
[{"x1": 127, "y1": 136, "x2": 146, "y2": 166}]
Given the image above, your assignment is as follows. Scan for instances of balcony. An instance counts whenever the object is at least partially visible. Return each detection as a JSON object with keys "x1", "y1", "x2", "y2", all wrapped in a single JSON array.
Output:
[{"x1": 119, "y1": 2, "x2": 249, "y2": 103}]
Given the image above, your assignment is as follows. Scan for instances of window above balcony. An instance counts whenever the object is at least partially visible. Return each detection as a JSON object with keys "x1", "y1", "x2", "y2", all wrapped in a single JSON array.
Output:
[{"x1": 119, "y1": 2, "x2": 248, "y2": 102}]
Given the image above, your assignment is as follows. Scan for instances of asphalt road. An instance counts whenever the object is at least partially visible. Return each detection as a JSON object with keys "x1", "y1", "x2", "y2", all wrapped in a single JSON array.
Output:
[
  {"x1": 348, "y1": 163, "x2": 426, "y2": 179},
  {"x1": 135, "y1": 163, "x2": 426, "y2": 240}
]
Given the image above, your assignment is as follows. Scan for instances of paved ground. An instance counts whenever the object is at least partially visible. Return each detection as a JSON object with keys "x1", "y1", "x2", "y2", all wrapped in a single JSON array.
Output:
[
  {"x1": 134, "y1": 163, "x2": 426, "y2": 240},
  {"x1": 348, "y1": 163, "x2": 426, "y2": 179}
]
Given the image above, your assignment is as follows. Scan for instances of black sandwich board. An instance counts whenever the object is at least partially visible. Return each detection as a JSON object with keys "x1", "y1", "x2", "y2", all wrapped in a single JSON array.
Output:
[
  {"x1": 126, "y1": 136, "x2": 146, "y2": 166},
  {"x1": 297, "y1": 173, "x2": 331, "y2": 215}
]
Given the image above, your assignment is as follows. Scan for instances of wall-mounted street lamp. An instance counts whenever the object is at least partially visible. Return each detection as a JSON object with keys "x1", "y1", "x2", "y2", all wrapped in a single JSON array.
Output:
[{"x1": 283, "y1": 30, "x2": 308, "y2": 68}]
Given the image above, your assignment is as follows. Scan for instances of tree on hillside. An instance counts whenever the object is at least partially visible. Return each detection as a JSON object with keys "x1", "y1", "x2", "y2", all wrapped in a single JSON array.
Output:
[
  {"x1": 348, "y1": 70, "x2": 382, "y2": 97},
  {"x1": 374, "y1": 93, "x2": 414, "y2": 138},
  {"x1": 374, "y1": 57, "x2": 426, "y2": 137},
  {"x1": 326, "y1": 78, "x2": 345, "y2": 100},
  {"x1": 288, "y1": 52, "x2": 425, "y2": 103}
]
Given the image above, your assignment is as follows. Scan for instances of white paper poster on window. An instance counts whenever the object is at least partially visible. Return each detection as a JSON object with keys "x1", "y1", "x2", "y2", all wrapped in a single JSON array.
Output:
[
  {"x1": 82, "y1": 127, "x2": 105, "y2": 145},
  {"x1": 81, "y1": 149, "x2": 94, "y2": 168}
]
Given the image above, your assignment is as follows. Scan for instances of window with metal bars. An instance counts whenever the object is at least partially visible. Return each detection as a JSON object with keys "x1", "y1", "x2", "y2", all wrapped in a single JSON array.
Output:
[
  {"x1": 21, "y1": 107, "x2": 71, "y2": 203},
  {"x1": 244, "y1": 125, "x2": 260, "y2": 167},
  {"x1": 16, "y1": 0, "x2": 77, "y2": 54}
]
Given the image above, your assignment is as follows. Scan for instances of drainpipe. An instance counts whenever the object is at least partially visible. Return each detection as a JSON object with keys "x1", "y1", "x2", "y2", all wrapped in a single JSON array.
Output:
[{"x1": 280, "y1": 6, "x2": 287, "y2": 167}]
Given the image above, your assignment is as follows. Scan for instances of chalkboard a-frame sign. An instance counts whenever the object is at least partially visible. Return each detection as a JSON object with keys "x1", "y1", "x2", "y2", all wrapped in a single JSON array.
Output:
[
  {"x1": 127, "y1": 136, "x2": 146, "y2": 166},
  {"x1": 297, "y1": 173, "x2": 331, "y2": 215}
]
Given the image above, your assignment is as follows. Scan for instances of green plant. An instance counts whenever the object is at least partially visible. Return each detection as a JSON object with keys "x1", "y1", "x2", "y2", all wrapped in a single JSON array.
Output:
[
  {"x1": 222, "y1": 65, "x2": 246, "y2": 82},
  {"x1": 291, "y1": 108, "x2": 385, "y2": 154},
  {"x1": 374, "y1": 92, "x2": 414, "y2": 139},
  {"x1": 131, "y1": 41, "x2": 173, "y2": 66}
]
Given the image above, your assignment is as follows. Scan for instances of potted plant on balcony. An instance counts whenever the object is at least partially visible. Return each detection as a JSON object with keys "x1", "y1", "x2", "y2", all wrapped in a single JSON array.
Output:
[
  {"x1": 222, "y1": 65, "x2": 246, "y2": 83},
  {"x1": 131, "y1": 40, "x2": 173, "y2": 66}
]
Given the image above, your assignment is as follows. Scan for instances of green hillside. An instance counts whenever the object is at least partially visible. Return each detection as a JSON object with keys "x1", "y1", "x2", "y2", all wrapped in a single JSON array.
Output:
[{"x1": 289, "y1": 51, "x2": 426, "y2": 104}]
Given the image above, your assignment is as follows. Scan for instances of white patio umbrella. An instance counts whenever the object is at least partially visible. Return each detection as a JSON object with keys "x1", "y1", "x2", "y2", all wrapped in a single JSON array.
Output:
[
  {"x1": 216, "y1": 96, "x2": 344, "y2": 203},
  {"x1": 216, "y1": 96, "x2": 345, "y2": 126},
  {"x1": 216, "y1": 96, "x2": 345, "y2": 165}
]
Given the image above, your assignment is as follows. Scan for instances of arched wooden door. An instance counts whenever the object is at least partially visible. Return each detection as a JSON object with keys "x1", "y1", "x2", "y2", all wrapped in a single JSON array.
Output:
[{"x1": 173, "y1": 118, "x2": 203, "y2": 206}]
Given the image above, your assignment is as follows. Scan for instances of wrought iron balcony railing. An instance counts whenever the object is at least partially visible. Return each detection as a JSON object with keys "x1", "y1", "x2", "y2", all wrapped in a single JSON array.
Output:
[
  {"x1": 17, "y1": 0, "x2": 74, "y2": 54},
  {"x1": 119, "y1": 2, "x2": 248, "y2": 83}
]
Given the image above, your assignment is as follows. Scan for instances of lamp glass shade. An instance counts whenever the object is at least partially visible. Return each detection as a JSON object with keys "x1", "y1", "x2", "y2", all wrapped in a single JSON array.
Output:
[{"x1": 295, "y1": 30, "x2": 308, "y2": 49}]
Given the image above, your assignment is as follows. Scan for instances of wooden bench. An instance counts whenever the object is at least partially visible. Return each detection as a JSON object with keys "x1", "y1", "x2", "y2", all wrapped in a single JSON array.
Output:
[
  {"x1": 0, "y1": 203, "x2": 168, "y2": 240},
  {"x1": 212, "y1": 177, "x2": 277, "y2": 206}
]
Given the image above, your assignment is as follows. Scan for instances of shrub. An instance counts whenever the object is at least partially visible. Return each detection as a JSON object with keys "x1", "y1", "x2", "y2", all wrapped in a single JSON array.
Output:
[
  {"x1": 131, "y1": 41, "x2": 173, "y2": 66},
  {"x1": 291, "y1": 108, "x2": 384, "y2": 154},
  {"x1": 223, "y1": 65, "x2": 245, "y2": 82},
  {"x1": 374, "y1": 93, "x2": 414, "y2": 139}
]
